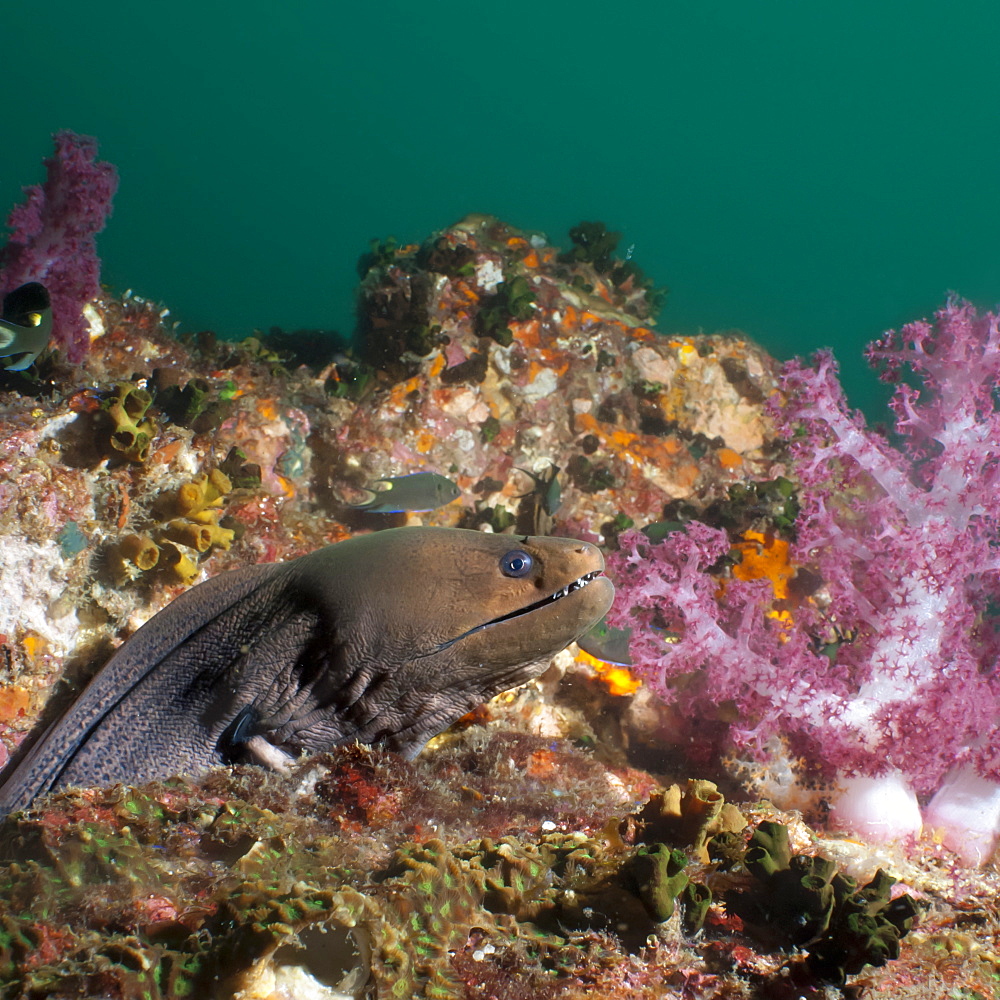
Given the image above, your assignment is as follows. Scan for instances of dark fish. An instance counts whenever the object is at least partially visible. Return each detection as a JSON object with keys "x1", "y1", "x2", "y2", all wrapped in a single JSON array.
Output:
[
  {"x1": 515, "y1": 464, "x2": 561, "y2": 516},
  {"x1": 514, "y1": 464, "x2": 561, "y2": 535},
  {"x1": 642, "y1": 520, "x2": 686, "y2": 543},
  {"x1": 0, "y1": 282, "x2": 52, "y2": 371},
  {"x1": 0, "y1": 527, "x2": 613, "y2": 816},
  {"x1": 348, "y1": 472, "x2": 461, "y2": 513}
]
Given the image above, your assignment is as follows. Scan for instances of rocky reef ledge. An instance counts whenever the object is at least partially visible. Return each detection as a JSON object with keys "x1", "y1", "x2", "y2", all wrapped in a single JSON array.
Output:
[{"x1": 0, "y1": 215, "x2": 997, "y2": 998}]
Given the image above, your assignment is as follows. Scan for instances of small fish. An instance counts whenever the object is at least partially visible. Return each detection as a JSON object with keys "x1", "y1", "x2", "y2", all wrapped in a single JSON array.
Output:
[
  {"x1": 515, "y1": 464, "x2": 561, "y2": 516},
  {"x1": 514, "y1": 463, "x2": 562, "y2": 535},
  {"x1": 642, "y1": 520, "x2": 686, "y2": 543},
  {"x1": 0, "y1": 282, "x2": 52, "y2": 371},
  {"x1": 349, "y1": 472, "x2": 461, "y2": 514},
  {"x1": 576, "y1": 616, "x2": 633, "y2": 666}
]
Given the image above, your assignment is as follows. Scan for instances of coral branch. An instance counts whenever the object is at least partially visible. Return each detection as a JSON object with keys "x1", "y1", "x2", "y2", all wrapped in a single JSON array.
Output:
[
  {"x1": 0, "y1": 131, "x2": 119, "y2": 363},
  {"x1": 608, "y1": 298, "x2": 1000, "y2": 860}
]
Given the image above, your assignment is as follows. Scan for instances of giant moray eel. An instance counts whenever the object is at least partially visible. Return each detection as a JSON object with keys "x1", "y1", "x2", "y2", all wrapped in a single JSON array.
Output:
[{"x1": 0, "y1": 527, "x2": 613, "y2": 816}]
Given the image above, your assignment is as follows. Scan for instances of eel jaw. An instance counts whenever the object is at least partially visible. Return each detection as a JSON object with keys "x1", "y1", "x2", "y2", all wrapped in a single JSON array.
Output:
[
  {"x1": 436, "y1": 570, "x2": 605, "y2": 650},
  {"x1": 483, "y1": 570, "x2": 603, "y2": 629}
]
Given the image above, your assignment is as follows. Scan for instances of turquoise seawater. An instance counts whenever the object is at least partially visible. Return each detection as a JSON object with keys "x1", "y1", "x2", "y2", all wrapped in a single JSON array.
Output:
[{"x1": 4, "y1": 0, "x2": 1000, "y2": 416}]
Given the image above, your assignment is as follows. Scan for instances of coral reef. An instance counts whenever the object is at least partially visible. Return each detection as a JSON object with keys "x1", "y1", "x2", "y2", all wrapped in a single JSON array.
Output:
[
  {"x1": 0, "y1": 176, "x2": 996, "y2": 995},
  {"x1": 324, "y1": 214, "x2": 779, "y2": 544},
  {"x1": 0, "y1": 212, "x2": 781, "y2": 766}
]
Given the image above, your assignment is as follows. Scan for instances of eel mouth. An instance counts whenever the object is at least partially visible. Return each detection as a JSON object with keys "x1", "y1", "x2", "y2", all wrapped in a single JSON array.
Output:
[
  {"x1": 487, "y1": 570, "x2": 603, "y2": 628},
  {"x1": 435, "y1": 570, "x2": 604, "y2": 651}
]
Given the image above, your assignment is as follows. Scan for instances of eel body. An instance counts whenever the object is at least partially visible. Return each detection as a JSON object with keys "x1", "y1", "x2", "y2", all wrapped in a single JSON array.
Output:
[{"x1": 0, "y1": 527, "x2": 613, "y2": 815}]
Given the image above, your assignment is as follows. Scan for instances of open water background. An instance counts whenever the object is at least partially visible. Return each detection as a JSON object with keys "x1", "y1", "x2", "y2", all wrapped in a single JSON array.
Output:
[{"x1": 4, "y1": 0, "x2": 1000, "y2": 417}]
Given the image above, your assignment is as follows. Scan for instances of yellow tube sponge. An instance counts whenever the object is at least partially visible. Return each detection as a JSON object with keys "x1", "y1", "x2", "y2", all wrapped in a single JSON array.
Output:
[
  {"x1": 117, "y1": 533, "x2": 160, "y2": 571},
  {"x1": 174, "y1": 469, "x2": 232, "y2": 517},
  {"x1": 160, "y1": 520, "x2": 214, "y2": 553},
  {"x1": 157, "y1": 542, "x2": 199, "y2": 586},
  {"x1": 105, "y1": 383, "x2": 158, "y2": 463}
]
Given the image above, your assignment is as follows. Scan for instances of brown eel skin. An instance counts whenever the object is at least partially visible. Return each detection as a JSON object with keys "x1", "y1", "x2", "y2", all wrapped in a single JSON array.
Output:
[{"x1": 0, "y1": 527, "x2": 613, "y2": 816}]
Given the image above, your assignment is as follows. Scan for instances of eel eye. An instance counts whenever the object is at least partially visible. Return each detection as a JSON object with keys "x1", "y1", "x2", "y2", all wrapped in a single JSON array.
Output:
[{"x1": 500, "y1": 549, "x2": 533, "y2": 578}]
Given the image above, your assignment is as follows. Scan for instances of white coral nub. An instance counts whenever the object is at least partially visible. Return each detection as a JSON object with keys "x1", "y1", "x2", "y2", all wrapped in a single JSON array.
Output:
[
  {"x1": 924, "y1": 766, "x2": 1000, "y2": 866},
  {"x1": 827, "y1": 771, "x2": 922, "y2": 843}
]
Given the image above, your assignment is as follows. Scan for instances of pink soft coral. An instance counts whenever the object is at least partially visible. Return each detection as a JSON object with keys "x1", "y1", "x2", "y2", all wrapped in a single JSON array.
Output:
[
  {"x1": 0, "y1": 131, "x2": 118, "y2": 363},
  {"x1": 608, "y1": 298, "x2": 1000, "y2": 860},
  {"x1": 609, "y1": 522, "x2": 841, "y2": 765}
]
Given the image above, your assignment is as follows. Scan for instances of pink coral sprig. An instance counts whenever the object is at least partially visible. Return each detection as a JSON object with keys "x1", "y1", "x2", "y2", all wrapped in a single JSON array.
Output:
[
  {"x1": 866, "y1": 297, "x2": 1000, "y2": 531},
  {"x1": 0, "y1": 131, "x2": 118, "y2": 363},
  {"x1": 607, "y1": 524, "x2": 843, "y2": 766}
]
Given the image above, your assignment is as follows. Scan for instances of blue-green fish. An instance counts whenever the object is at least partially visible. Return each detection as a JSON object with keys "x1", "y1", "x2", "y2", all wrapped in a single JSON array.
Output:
[
  {"x1": 349, "y1": 472, "x2": 461, "y2": 514},
  {"x1": 0, "y1": 282, "x2": 52, "y2": 371},
  {"x1": 576, "y1": 617, "x2": 633, "y2": 665}
]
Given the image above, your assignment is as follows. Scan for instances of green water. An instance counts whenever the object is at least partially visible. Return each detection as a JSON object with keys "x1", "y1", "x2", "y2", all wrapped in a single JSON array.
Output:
[{"x1": 4, "y1": 0, "x2": 1000, "y2": 416}]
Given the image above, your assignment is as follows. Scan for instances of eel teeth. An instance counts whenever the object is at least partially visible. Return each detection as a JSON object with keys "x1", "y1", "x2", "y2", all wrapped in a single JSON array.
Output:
[
  {"x1": 551, "y1": 570, "x2": 599, "y2": 601},
  {"x1": 439, "y1": 570, "x2": 604, "y2": 650}
]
